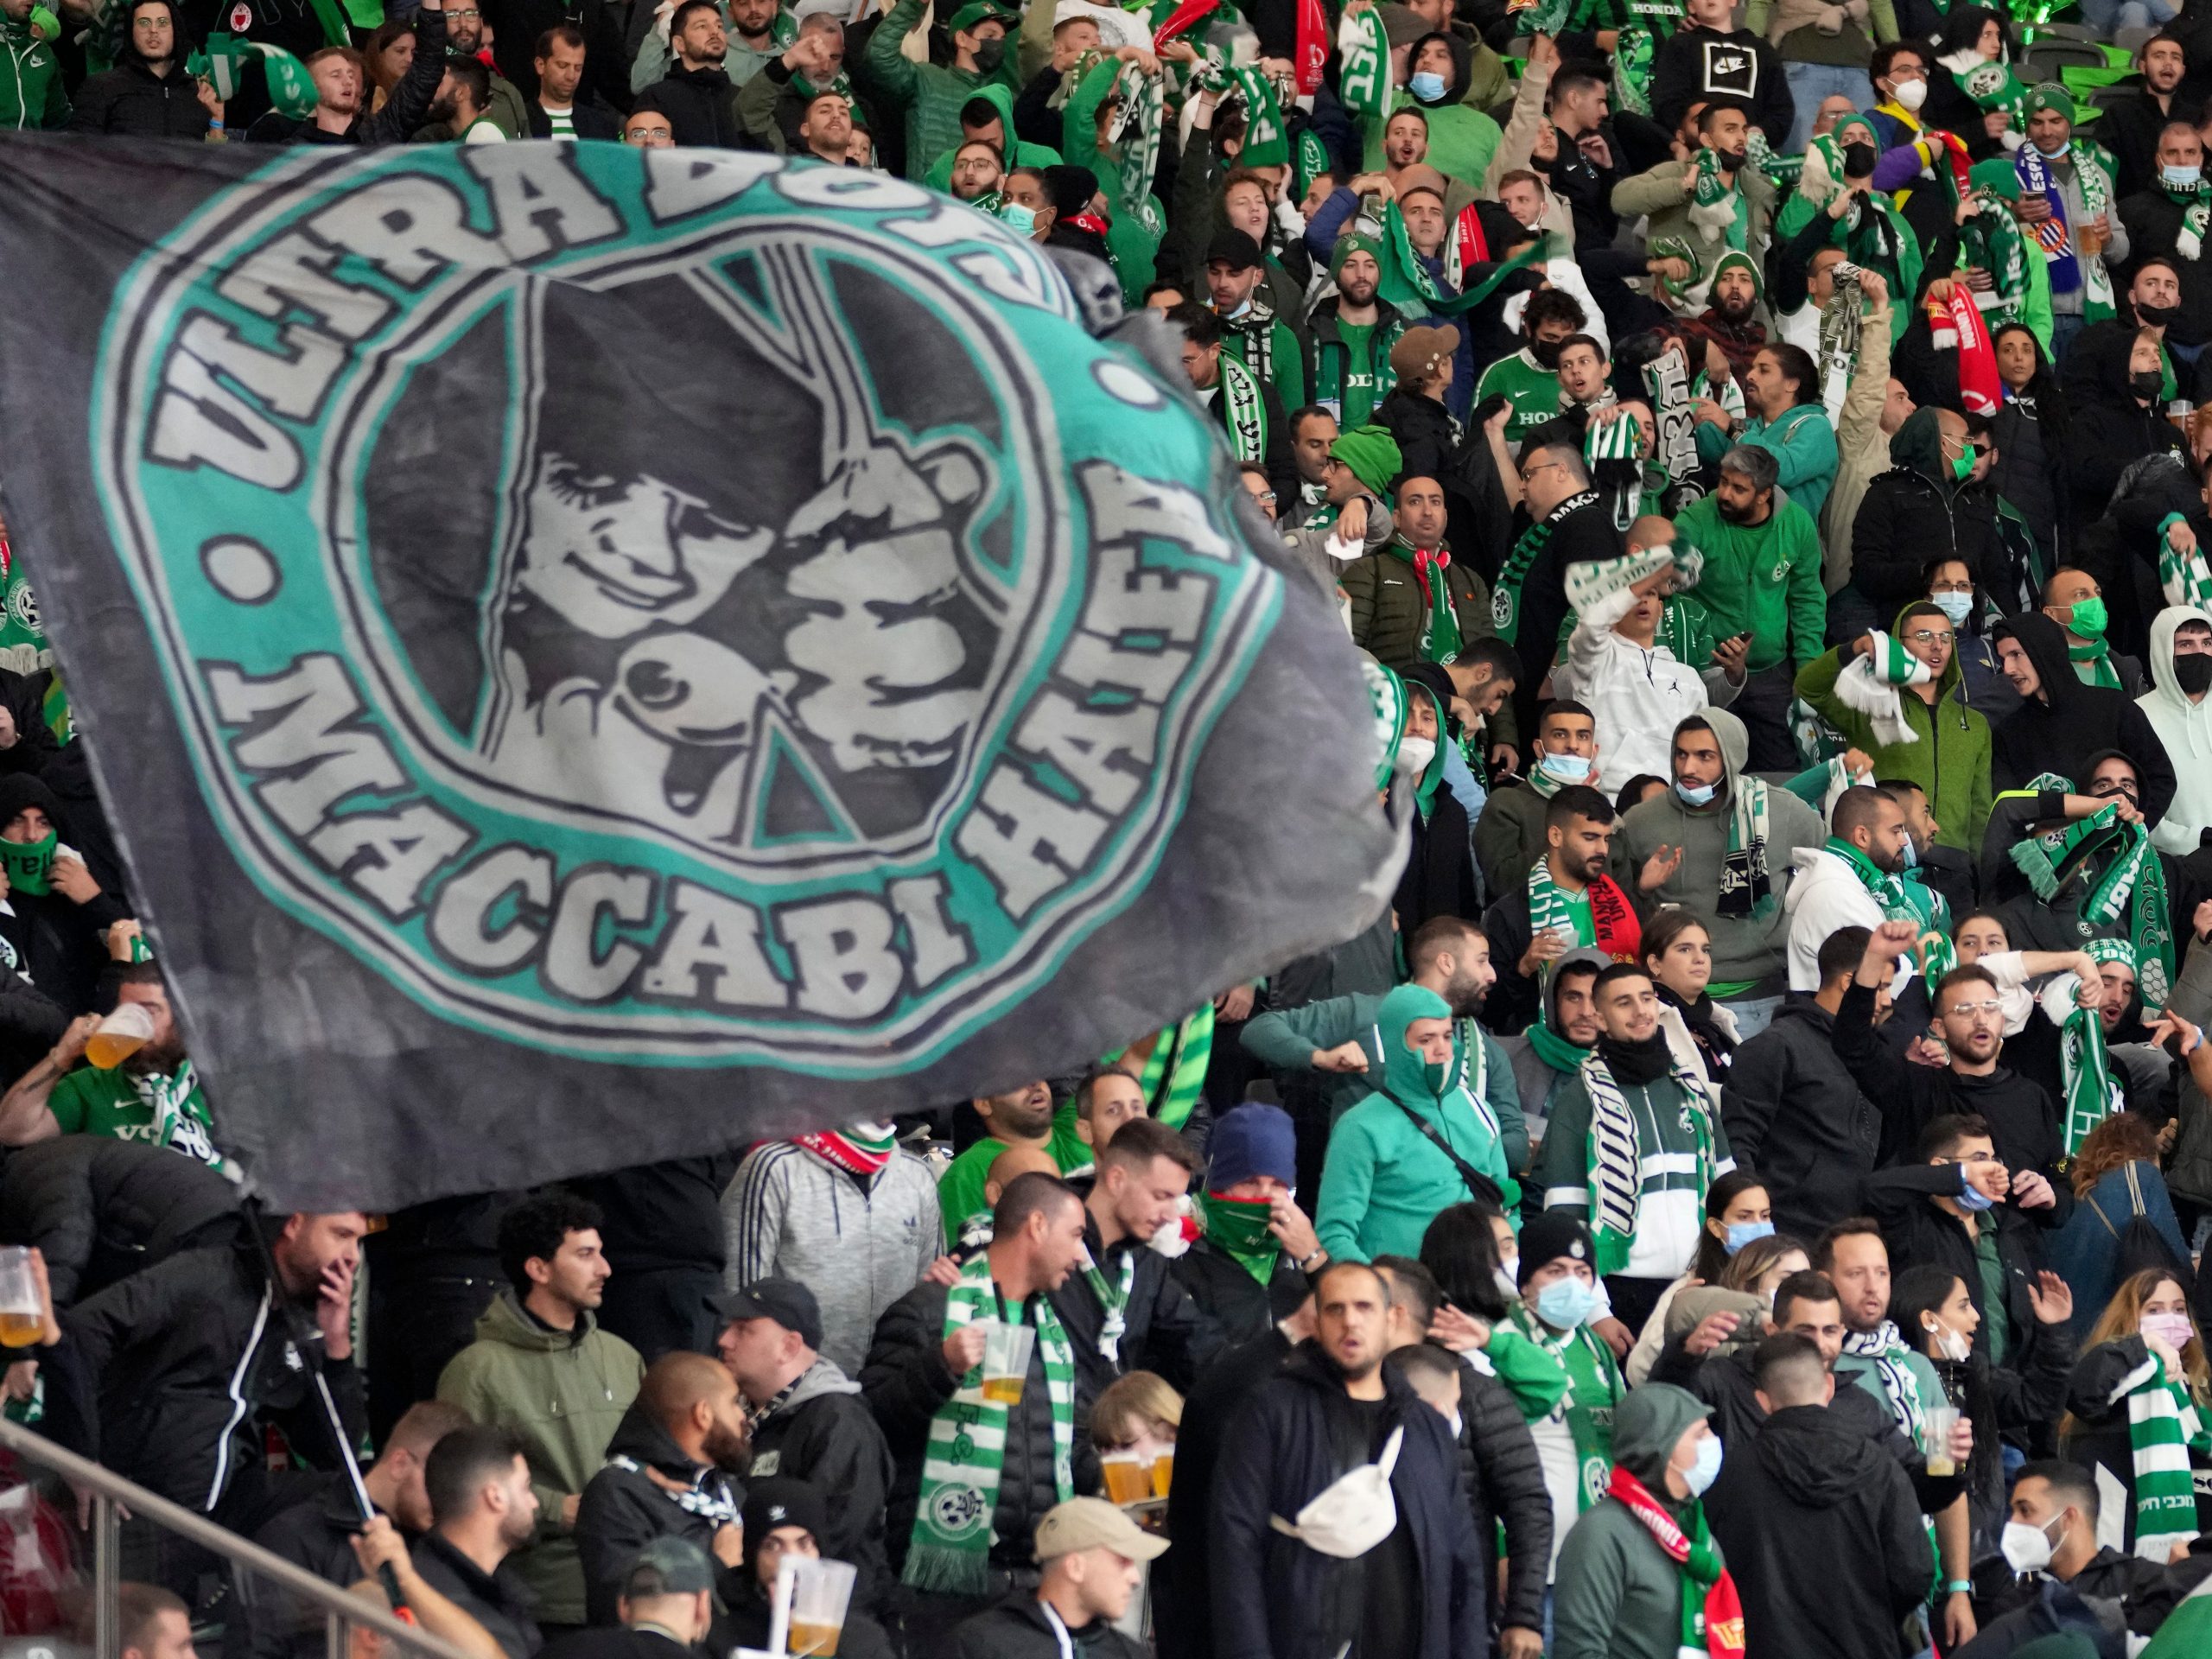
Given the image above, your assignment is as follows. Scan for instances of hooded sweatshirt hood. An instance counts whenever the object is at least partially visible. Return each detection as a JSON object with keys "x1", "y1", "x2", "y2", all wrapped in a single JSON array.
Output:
[
  {"x1": 1544, "y1": 945, "x2": 1612, "y2": 1034},
  {"x1": 1611, "y1": 1382, "x2": 1711, "y2": 1495},
  {"x1": 2141, "y1": 604, "x2": 2212, "y2": 854},
  {"x1": 1995, "y1": 611, "x2": 2086, "y2": 715},
  {"x1": 1688, "y1": 706, "x2": 1751, "y2": 806},
  {"x1": 1893, "y1": 599, "x2": 1967, "y2": 704},
  {"x1": 1404, "y1": 30, "x2": 1470, "y2": 104},
  {"x1": 1371, "y1": 982, "x2": 1452, "y2": 1113},
  {"x1": 1887, "y1": 407, "x2": 1947, "y2": 486},
  {"x1": 772, "y1": 1353, "x2": 862, "y2": 1414},
  {"x1": 475, "y1": 1286, "x2": 599, "y2": 1351},
  {"x1": 2073, "y1": 320, "x2": 2151, "y2": 405},
  {"x1": 1751, "y1": 1401, "x2": 1891, "y2": 1506}
]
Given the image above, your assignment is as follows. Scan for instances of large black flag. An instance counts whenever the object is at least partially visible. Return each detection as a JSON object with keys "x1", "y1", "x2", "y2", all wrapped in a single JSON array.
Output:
[{"x1": 0, "y1": 137, "x2": 1396, "y2": 1210}]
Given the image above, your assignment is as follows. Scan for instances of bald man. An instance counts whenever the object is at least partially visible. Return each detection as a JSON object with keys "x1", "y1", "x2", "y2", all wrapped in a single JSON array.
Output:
[
  {"x1": 1552, "y1": 514, "x2": 1744, "y2": 784},
  {"x1": 575, "y1": 1351, "x2": 749, "y2": 1630}
]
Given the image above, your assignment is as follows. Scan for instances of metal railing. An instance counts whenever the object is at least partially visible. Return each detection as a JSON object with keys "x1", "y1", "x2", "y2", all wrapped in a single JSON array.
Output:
[{"x1": 0, "y1": 1416, "x2": 474, "y2": 1659}]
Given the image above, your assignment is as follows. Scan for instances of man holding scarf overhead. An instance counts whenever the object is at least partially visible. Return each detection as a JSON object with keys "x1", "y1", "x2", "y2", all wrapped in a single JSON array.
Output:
[
  {"x1": 2015, "y1": 83, "x2": 2126, "y2": 363},
  {"x1": 1166, "y1": 302, "x2": 1297, "y2": 503}
]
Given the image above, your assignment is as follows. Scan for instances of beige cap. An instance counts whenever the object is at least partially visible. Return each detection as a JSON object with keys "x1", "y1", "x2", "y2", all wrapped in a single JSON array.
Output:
[{"x1": 1033, "y1": 1497, "x2": 1169, "y2": 1563}]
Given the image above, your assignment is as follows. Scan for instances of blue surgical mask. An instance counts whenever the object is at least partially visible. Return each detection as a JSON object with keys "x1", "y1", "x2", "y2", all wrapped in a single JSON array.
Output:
[
  {"x1": 1931, "y1": 590, "x2": 1974, "y2": 626},
  {"x1": 1223, "y1": 296, "x2": 1253, "y2": 321},
  {"x1": 1409, "y1": 71, "x2": 1447, "y2": 101},
  {"x1": 1675, "y1": 779, "x2": 1718, "y2": 807},
  {"x1": 1956, "y1": 1174, "x2": 1996, "y2": 1212},
  {"x1": 1534, "y1": 1275, "x2": 1599, "y2": 1330},
  {"x1": 1898, "y1": 836, "x2": 1918, "y2": 869},
  {"x1": 1539, "y1": 751, "x2": 1593, "y2": 784},
  {"x1": 1683, "y1": 1433, "x2": 1724, "y2": 1497},
  {"x1": 2166, "y1": 164, "x2": 2203, "y2": 189},
  {"x1": 1723, "y1": 1219, "x2": 1775, "y2": 1255},
  {"x1": 998, "y1": 201, "x2": 1036, "y2": 235}
]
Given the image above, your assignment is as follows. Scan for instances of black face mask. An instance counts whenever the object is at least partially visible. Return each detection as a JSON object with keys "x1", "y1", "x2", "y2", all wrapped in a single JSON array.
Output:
[
  {"x1": 1530, "y1": 336, "x2": 1564, "y2": 369},
  {"x1": 2138, "y1": 301, "x2": 2181, "y2": 327},
  {"x1": 971, "y1": 36, "x2": 1005, "y2": 72},
  {"x1": 1842, "y1": 142, "x2": 1878, "y2": 177},
  {"x1": 2131, "y1": 367, "x2": 2165, "y2": 400},
  {"x1": 1715, "y1": 146, "x2": 1748, "y2": 171},
  {"x1": 2177, "y1": 654, "x2": 2212, "y2": 695}
]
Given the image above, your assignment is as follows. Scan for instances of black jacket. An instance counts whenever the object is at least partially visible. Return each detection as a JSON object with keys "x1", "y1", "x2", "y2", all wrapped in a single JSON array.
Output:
[
  {"x1": 1649, "y1": 26, "x2": 1792, "y2": 145},
  {"x1": 1833, "y1": 981, "x2": 2075, "y2": 1227},
  {"x1": 2120, "y1": 187, "x2": 2212, "y2": 350},
  {"x1": 240, "y1": 1480, "x2": 386, "y2": 1659},
  {"x1": 0, "y1": 961, "x2": 71, "y2": 1103},
  {"x1": 1160, "y1": 1326, "x2": 1291, "y2": 1659},
  {"x1": 568, "y1": 1154, "x2": 739, "y2": 1278},
  {"x1": 411, "y1": 1531, "x2": 543, "y2": 1659},
  {"x1": 1705, "y1": 1402, "x2": 1934, "y2": 1659},
  {"x1": 1479, "y1": 883, "x2": 1548, "y2": 1039},
  {"x1": 1456, "y1": 1360, "x2": 1551, "y2": 1636},
  {"x1": 745, "y1": 1357, "x2": 894, "y2": 1608},
  {"x1": 1049, "y1": 1212, "x2": 1224, "y2": 1397},
  {"x1": 527, "y1": 98, "x2": 622, "y2": 139},
  {"x1": 1720, "y1": 996, "x2": 1881, "y2": 1244},
  {"x1": 67, "y1": 58, "x2": 211, "y2": 137},
  {"x1": 727, "y1": 1580, "x2": 896, "y2": 1659},
  {"x1": 40, "y1": 1239, "x2": 367, "y2": 1514},
  {"x1": 643, "y1": 62, "x2": 758, "y2": 150},
  {"x1": 1850, "y1": 463, "x2": 2007, "y2": 613},
  {"x1": 539, "y1": 1632, "x2": 692, "y2": 1659},
  {"x1": 481, "y1": 0, "x2": 630, "y2": 109},
  {"x1": 573, "y1": 1404, "x2": 744, "y2": 1630},
  {"x1": 952, "y1": 1596, "x2": 1149, "y2": 1659},
  {"x1": 2058, "y1": 323, "x2": 2187, "y2": 560},
  {"x1": 0, "y1": 1134, "x2": 242, "y2": 1305},
  {"x1": 1170, "y1": 1236, "x2": 1312, "y2": 1349},
  {"x1": 861, "y1": 1278, "x2": 1096, "y2": 1575},
  {"x1": 1536, "y1": 123, "x2": 1619, "y2": 250},
  {"x1": 2104, "y1": 88, "x2": 2202, "y2": 206},
  {"x1": 2063, "y1": 1336, "x2": 2212, "y2": 1554},
  {"x1": 1989, "y1": 397, "x2": 2063, "y2": 570},
  {"x1": 328, "y1": 5, "x2": 448, "y2": 144},
  {"x1": 1865, "y1": 1162, "x2": 2052, "y2": 1369},
  {"x1": 1210, "y1": 1343, "x2": 1484, "y2": 1659}
]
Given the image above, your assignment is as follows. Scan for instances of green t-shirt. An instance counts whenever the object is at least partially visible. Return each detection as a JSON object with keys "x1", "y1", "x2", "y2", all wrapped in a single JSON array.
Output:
[
  {"x1": 48, "y1": 1062, "x2": 219, "y2": 1165},
  {"x1": 1474, "y1": 348, "x2": 1563, "y2": 443},
  {"x1": 1558, "y1": 887, "x2": 1593, "y2": 946},
  {"x1": 1974, "y1": 1224, "x2": 2012, "y2": 1364},
  {"x1": 936, "y1": 1103, "x2": 1093, "y2": 1246},
  {"x1": 1335, "y1": 321, "x2": 1380, "y2": 427}
]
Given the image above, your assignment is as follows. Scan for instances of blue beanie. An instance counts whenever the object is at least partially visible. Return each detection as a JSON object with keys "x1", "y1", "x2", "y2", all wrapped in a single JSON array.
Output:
[{"x1": 1207, "y1": 1103, "x2": 1297, "y2": 1192}]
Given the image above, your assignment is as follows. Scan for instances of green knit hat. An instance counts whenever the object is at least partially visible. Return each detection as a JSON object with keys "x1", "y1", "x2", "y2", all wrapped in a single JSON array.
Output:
[
  {"x1": 1711, "y1": 248, "x2": 1763, "y2": 299},
  {"x1": 2024, "y1": 81, "x2": 2074, "y2": 123},
  {"x1": 1331, "y1": 231, "x2": 1383, "y2": 279},
  {"x1": 1330, "y1": 424, "x2": 1403, "y2": 499}
]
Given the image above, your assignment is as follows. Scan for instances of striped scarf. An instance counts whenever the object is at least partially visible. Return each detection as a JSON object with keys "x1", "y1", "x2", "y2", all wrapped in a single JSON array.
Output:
[
  {"x1": 2010, "y1": 792, "x2": 2173, "y2": 1011},
  {"x1": 1076, "y1": 1245, "x2": 1138, "y2": 1364},
  {"x1": 1108, "y1": 1003, "x2": 1214, "y2": 1129},
  {"x1": 1218, "y1": 353, "x2": 1267, "y2": 465},
  {"x1": 1507, "y1": 1303, "x2": 1623, "y2": 1512},
  {"x1": 2125, "y1": 1361, "x2": 2211, "y2": 1560},
  {"x1": 2042, "y1": 957, "x2": 2122, "y2": 1158},
  {"x1": 1492, "y1": 491, "x2": 1599, "y2": 645},
  {"x1": 1831, "y1": 628, "x2": 1931, "y2": 748},
  {"x1": 1826, "y1": 837, "x2": 1954, "y2": 981},
  {"x1": 1714, "y1": 775, "x2": 1775, "y2": 920},
  {"x1": 1842, "y1": 1321, "x2": 1928, "y2": 1446},
  {"x1": 2158, "y1": 513, "x2": 2212, "y2": 610},
  {"x1": 607, "y1": 1455, "x2": 740, "y2": 1525},
  {"x1": 793, "y1": 1123, "x2": 897, "y2": 1177},
  {"x1": 1527, "y1": 861, "x2": 1641, "y2": 967},
  {"x1": 1580, "y1": 1053, "x2": 1717, "y2": 1276},
  {"x1": 902, "y1": 1256, "x2": 1076, "y2": 1594}
]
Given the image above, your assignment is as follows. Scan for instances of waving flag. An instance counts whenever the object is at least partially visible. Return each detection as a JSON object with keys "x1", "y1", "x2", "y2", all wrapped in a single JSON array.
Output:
[{"x1": 0, "y1": 137, "x2": 1396, "y2": 1210}]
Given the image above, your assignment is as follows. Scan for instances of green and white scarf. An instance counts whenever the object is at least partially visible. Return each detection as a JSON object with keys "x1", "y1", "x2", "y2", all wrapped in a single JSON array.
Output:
[
  {"x1": 1688, "y1": 147, "x2": 1750, "y2": 252},
  {"x1": 1076, "y1": 1245, "x2": 1139, "y2": 1365},
  {"x1": 2010, "y1": 792, "x2": 2173, "y2": 1011},
  {"x1": 1491, "y1": 490, "x2": 1598, "y2": 644},
  {"x1": 2171, "y1": 175, "x2": 2212, "y2": 262},
  {"x1": 1815, "y1": 273, "x2": 1865, "y2": 416},
  {"x1": 1611, "y1": 22, "x2": 1656, "y2": 118},
  {"x1": 1827, "y1": 836, "x2": 1955, "y2": 980},
  {"x1": 1115, "y1": 60, "x2": 1166, "y2": 238},
  {"x1": 1580, "y1": 1052, "x2": 1718, "y2": 1276},
  {"x1": 2159, "y1": 512, "x2": 2212, "y2": 609},
  {"x1": 1506, "y1": 1302, "x2": 1623, "y2": 1512},
  {"x1": 2051, "y1": 940, "x2": 2128, "y2": 1157},
  {"x1": 1367, "y1": 659, "x2": 1410, "y2": 791},
  {"x1": 2122, "y1": 1358, "x2": 2212, "y2": 1560},
  {"x1": 1390, "y1": 536, "x2": 1463, "y2": 664},
  {"x1": 1831, "y1": 627, "x2": 1931, "y2": 748},
  {"x1": 1105, "y1": 1002, "x2": 1214, "y2": 1129},
  {"x1": 1336, "y1": 5, "x2": 1390, "y2": 125},
  {"x1": 1714, "y1": 774, "x2": 1776, "y2": 920},
  {"x1": 1218, "y1": 353, "x2": 1267, "y2": 464},
  {"x1": 1842, "y1": 1320, "x2": 1929, "y2": 1446},
  {"x1": 902, "y1": 1255, "x2": 1076, "y2": 1594},
  {"x1": 1223, "y1": 293, "x2": 1281, "y2": 390},
  {"x1": 1228, "y1": 66, "x2": 1287, "y2": 168}
]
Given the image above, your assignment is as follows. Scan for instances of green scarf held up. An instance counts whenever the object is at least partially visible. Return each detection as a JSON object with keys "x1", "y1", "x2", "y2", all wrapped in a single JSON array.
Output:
[
  {"x1": 1106, "y1": 1003, "x2": 1215, "y2": 1129},
  {"x1": 2169, "y1": 175, "x2": 2212, "y2": 261},
  {"x1": 2123, "y1": 1361, "x2": 2212, "y2": 1558},
  {"x1": 1379, "y1": 205, "x2": 1547, "y2": 317},
  {"x1": 1337, "y1": 5, "x2": 1390, "y2": 124},
  {"x1": 2009, "y1": 788, "x2": 2175, "y2": 1011},
  {"x1": 0, "y1": 831, "x2": 55, "y2": 897},
  {"x1": 2057, "y1": 937, "x2": 2131, "y2": 1156},
  {"x1": 1389, "y1": 536, "x2": 1462, "y2": 664},
  {"x1": 1198, "y1": 1192, "x2": 1278, "y2": 1283},
  {"x1": 901, "y1": 1256, "x2": 1075, "y2": 1594},
  {"x1": 1826, "y1": 836, "x2": 1955, "y2": 979}
]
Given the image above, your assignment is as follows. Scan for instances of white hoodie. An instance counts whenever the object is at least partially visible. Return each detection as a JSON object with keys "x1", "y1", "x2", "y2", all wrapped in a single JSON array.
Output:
[
  {"x1": 1781, "y1": 843, "x2": 1917, "y2": 995},
  {"x1": 1553, "y1": 583, "x2": 1713, "y2": 784},
  {"x1": 2138, "y1": 604, "x2": 2212, "y2": 857}
]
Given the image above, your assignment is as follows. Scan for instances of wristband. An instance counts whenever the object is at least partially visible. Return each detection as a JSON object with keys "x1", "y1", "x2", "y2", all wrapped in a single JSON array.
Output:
[
  {"x1": 1297, "y1": 1249, "x2": 1325, "y2": 1272},
  {"x1": 1944, "y1": 1581, "x2": 1972, "y2": 1596}
]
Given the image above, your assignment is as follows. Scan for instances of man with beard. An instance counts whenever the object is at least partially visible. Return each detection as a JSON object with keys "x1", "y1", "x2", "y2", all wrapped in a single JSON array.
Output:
[
  {"x1": 945, "y1": 136, "x2": 1002, "y2": 202},
  {"x1": 412, "y1": 1427, "x2": 547, "y2": 1659},
  {"x1": 1341, "y1": 473, "x2": 1502, "y2": 681},
  {"x1": 645, "y1": 0, "x2": 753, "y2": 149},
  {"x1": 1670, "y1": 447, "x2": 1827, "y2": 770},
  {"x1": 1285, "y1": 407, "x2": 1341, "y2": 529},
  {"x1": 1484, "y1": 785, "x2": 1662, "y2": 1038},
  {"x1": 1306, "y1": 234, "x2": 1406, "y2": 429},
  {"x1": 1782, "y1": 785, "x2": 1923, "y2": 993},
  {"x1": 627, "y1": 0, "x2": 784, "y2": 97},
  {"x1": 1168, "y1": 302, "x2": 1298, "y2": 504},
  {"x1": 574, "y1": 1353, "x2": 748, "y2": 1630},
  {"x1": 1242, "y1": 917, "x2": 1527, "y2": 1181},
  {"x1": 1205, "y1": 228, "x2": 1306, "y2": 415},
  {"x1": 428, "y1": 56, "x2": 506, "y2": 142},
  {"x1": 1611, "y1": 99, "x2": 1777, "y2": 316},
  {"x1": 934, "y1": 1080, "x2": 1090, "y2": 1248},
  {"x1": 1533, "y1": 963, "x2": 1737, "y2": 1333},
  {"x1": 1685, "y1": 251, "x2": 1768, "y2": 392},
  {"x1": 427, "y1": 0, "x2": 526, "y2": 137},
  {"x1": 1477, "y1": 288, "x2": 1589, "y2": 447},
  {"x1": 0, "y1": 960, "x2": 216, "y2": 1164}
]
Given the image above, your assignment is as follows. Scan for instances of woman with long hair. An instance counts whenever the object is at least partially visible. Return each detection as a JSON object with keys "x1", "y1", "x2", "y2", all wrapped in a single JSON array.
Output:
[
  {"x1": 1721, "y1": 1232, "x2": 1809, "y2": 1300},
  {"x1": 1988, "y1": 321, "x2": 2065, "y2": 571},
  {"x1": 1642, "y1": 908, "x2": 1738, "y2": 1093},
  {"x1": 2048, "y1": 1113, "x2": 2193, "y2": 1344},
  {"x1": 1624, "y1": 1173, "x2": 1770, "y2": 1385},
  {"x1": 364, "y1": 16, "x2": 416, "y2": 113},
  {"x1": 2063, "y1": 1270, "x2": 2212, "y2": 1556}
]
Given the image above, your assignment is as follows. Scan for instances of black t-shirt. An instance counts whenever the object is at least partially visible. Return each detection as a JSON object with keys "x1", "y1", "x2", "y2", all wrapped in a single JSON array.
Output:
[{"x1": 1347, "y1": 1397, "x2": 1423, "y2": 1659}]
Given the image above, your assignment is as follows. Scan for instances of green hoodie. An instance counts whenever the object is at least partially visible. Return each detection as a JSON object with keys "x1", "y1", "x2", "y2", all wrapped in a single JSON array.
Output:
[
  {"x1": 1314, "y1": 984, "x2": 1516, "y2": 1262},
  {"x1": 920, "y1": 79, "x2": 1058, "y2": 192},
  {"x1": 435, "y1": 1292, "x2": 647, "y2": 1624},
  {"x1": 1060, "y1": 53, "x2": 1164, "y2": 306},
  {"x1": 1670, "y1": 488, "x2": 1827, "y2": 674},
  {"x1": 0, "y1": 17, "x2": 67, "y2": 130},
  {"x1": 1552, "y1": 1384, "x2": 1724, "y2": 1659},
  {"x1": 1793, "y1": 591, "x2": 1993, "y2": 849},
  {"x1": 861, "y1": 0, "x2": 1015, "y2": 181}
]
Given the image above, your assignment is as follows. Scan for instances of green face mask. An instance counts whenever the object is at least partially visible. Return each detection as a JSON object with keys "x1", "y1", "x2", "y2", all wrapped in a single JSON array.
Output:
[
  {"x1": 1198, "y1": 1192, "x2": 1279, "y2": 1281},
  {"x1": 1951, "y1": 448, "x2": 1975, "y2": 483},
  {"x1": 1422, "y1": 1058, "x2": 1450, "y2": 1096},
  {"x1": 0, "y1": 830, "x2": 56, "y2": 896},
  {"x1": 2068, "y1": 595, "x2": 2108, "y2": 640}
]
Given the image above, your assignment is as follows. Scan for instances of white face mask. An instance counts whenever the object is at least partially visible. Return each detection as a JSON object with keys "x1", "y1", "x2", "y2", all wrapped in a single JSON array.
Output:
[
  {"x1": 1277, "y1": 1425, "x2": 1404, "y2": 1557},
  {"x1": 1397, "y1": 735, "x2": 1437, "y2": 775},
  {"x1": 1923, "y1": 1316, "x2": 1971, "y2": 1363},
  {"x1": 2000, "y1": 1513, "x2": 2061, "y2": 1575},
  {"x1": 1891, "y1": 76, "x2": 1928, "y2": 111},
  {"x1": 1493, "y1": 1264, "x2": 1522, "y2": 1302}
]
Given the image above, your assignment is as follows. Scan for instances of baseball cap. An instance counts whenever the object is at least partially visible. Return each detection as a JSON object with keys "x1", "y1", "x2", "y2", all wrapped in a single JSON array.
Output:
[
  {"x1": 711, "y1": 1277, "x2": 823, "y2": 1351},
  {"x1": 620, "y1": 1535, "x2": 718, "y2": 1600},
  {"x1": 1204, "y1": 227, "x2": 1265, "y2": 271},
  {"x1": 1388, "y1": 323, "x2": 1460, "y2": 385},
  {"x1": 1033, "y1": 1497, "x2": 1170, "y2": 1564}
]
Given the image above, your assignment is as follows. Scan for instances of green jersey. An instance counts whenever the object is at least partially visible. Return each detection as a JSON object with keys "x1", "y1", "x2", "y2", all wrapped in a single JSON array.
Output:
[
  {"x1": 48, "y1": 1061, "x2": 220, "y2": 1165},
  {"x1": 937, "y1": 1103, "x2": 1093, "y2": 1246},
  {"x1": 1475, "y1": 348, "x2": 1563, "y2": 443}
]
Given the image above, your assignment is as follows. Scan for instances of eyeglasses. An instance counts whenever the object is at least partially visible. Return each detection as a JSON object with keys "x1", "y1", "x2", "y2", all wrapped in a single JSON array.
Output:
[
  {"x1": 1943, "y1": 999, "x2": 2005, "y2": 1016},
  {"x1": 1902, "y1": 628, "x2": 1955, "y2": 645},
  {"x1": 447, "y1": 7, "x2": 480, "y2": 16},
  {"x1": 1250, "y1": 489, "x2": 1277, "y2": 503},
  {"x1": 1521, "y1": 460, "x2": 1568, "y2": 484}
]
